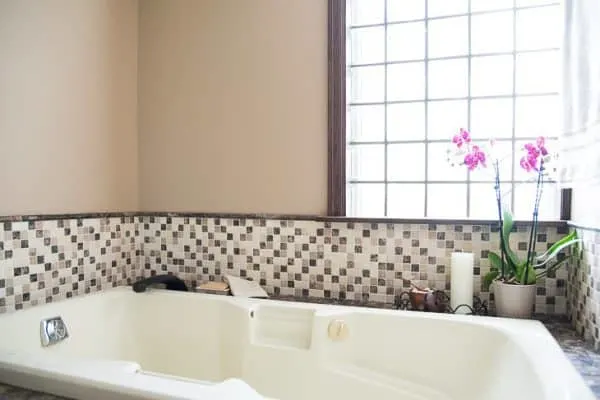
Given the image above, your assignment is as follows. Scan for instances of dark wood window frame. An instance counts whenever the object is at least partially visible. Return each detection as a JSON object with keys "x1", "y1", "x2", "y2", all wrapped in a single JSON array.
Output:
[
  {"x1": 327, "y1": 0, "x2": 572, "y2": 220},
  {"x1": 327, "y1": 0, "x2": 347, "y2": 216}
]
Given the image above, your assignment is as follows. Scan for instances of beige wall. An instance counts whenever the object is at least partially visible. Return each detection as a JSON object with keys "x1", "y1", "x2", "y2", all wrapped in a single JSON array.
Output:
[
  {"x1": 138, "y1": 0, "x2": 328, "y2": 214},
  {"x1": 0, "y1": 0, "x2": 139, "y2": 215}
]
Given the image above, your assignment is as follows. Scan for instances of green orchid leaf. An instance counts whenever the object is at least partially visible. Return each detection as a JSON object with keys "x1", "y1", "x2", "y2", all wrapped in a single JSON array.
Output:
[
  {"x1": 517, "y1": 264, "x2": 537, "y2": 285},
  {"x1": 535, "y1": 238, "x2": 581, "y2": 267},
  {"x1": 515, "y1": 262, "x2": 525, "y2": 281},
  {"x1": 488, "y1": 251, "x2": 503, "y2": 271},
  {"x1": 535, "y1": 231, "x2": 580, "y2": 267},
  {"x1": 484, "y1": 269, "x2": 499, "y2": 290},
  {"x1": 536, "y1": 258, "x2": 569, "y2": 279},
  {"x1": 501, "y1": 209, "x2": 522, "y2": 269},
  {"x1": 501, "y1": 209, "x2": 513, "y2": 247},
  {"x1": 536, "y1": 230, "x2": 577, "y2": 259}
]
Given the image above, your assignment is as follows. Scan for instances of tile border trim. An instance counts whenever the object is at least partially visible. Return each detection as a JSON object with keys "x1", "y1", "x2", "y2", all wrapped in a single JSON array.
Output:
[
  {"x1": 0, "y1": 212, "x2": 139, "y2": 222},
  {"x1": 0, "y1": 211, "x2": 568, "y2": 227},
  {"x1": 567, "y1": 223, "x2": 600, "y2": 233}
]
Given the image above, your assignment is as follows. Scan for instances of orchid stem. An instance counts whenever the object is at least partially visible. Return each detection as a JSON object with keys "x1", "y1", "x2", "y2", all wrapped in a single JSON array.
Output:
[
  {"x1": 523, "y1": 161, "x2": 544, "y2": 284},
  {"x1": 494, "y1": 160, "x2": 507, "y2": 279}
]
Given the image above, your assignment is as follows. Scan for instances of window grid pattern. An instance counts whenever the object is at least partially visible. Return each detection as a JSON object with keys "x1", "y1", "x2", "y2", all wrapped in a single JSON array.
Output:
[{"x1": 346, "y1": 0, "x2": 561, "y2": 220}]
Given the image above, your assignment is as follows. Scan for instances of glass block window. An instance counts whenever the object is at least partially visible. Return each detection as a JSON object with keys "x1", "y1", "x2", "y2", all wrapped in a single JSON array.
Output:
[{"x1": 346, "y1": 0, "x2": 562, "y2": 219}]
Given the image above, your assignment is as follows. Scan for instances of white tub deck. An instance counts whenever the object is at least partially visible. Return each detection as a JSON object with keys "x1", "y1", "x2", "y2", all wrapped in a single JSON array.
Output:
[{"x1": 0, "y1": 287, "x2": 594, "y2": 400}]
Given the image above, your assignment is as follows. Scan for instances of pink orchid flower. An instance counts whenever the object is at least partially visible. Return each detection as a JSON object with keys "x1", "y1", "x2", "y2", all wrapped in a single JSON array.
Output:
[
  {"x1": 524, "y1": 143, "x2": 539, "y2": 157},
  {"x1": 452, "y1": 128, "x2": 471, "y2": 148},
  {"x1": 520, "y1": 155, "x2": 537, "y2": 172},
  {"x1": 464, "y1": 145, "x2": 487, "y2": 170},
  {"x1": 450, "y1": 128, "x2": 489, "y2": 171},
  {"x1": 473, "y1": 145, "x2": 486, "y2": 164},
  {"x1": 464, "y1": 153, "x2": 476, "y2": 170},
  {"x1": 520, "y1": 136, "x2": 549, "y2": 173},
  {"x1": 536, "y1": 136, "x2": 548, "y2": 156},
  {"x1": 461, "y1": 128, "x2": 471, "y2": 142}
]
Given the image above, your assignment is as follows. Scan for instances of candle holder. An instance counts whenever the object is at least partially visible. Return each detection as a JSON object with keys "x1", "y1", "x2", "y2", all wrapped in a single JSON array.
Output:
[{"x1": 394, "y1": 290, "x2": 488, "y2": 316}]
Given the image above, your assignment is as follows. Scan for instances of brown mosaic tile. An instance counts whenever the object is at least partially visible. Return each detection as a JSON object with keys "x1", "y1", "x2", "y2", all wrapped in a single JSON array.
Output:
[
  {"x1": 0, "y1": 218, "x2": 137, "y2": 313},
  {"x1": 0, "y1": 213, "x2": 573, "y2": 318},
  {"x1": 138, "y1": 216, "x2": 567, "y2": 314},
  {"x1": 568, "y1": 227, "x2": 600, "y2": 349}
]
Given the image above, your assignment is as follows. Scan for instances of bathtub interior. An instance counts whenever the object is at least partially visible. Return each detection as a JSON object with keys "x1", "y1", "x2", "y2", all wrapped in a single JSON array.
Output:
[{"x1": 0, "y1": 289, "x2": 573, "y2": 400}]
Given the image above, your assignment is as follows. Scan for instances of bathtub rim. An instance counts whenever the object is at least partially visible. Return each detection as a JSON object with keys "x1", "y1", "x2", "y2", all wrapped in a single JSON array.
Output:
[{"x1": 0, "y1": 286, "x2": 594, "y2": 400}]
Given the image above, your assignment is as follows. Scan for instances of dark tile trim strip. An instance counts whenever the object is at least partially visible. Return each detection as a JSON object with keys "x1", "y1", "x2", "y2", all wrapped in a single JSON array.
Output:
[
  {"x1": 0, "y1": 211, "x2": 568, "y2": 228},
  {"x1": 568, "y1": 222, "x2": 600, "y2": 233},
  {"x1": 141, "y1": 212, "x2": 567, "y2": 228},
  {"x1": 0, "y1": 212, "x2": 139, "y2": 222}
]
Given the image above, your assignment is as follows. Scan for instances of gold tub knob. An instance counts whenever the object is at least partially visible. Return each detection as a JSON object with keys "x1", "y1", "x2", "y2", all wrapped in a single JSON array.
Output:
[{"x1": 327, "y1": 319, "x2": 349, "y2": 341}]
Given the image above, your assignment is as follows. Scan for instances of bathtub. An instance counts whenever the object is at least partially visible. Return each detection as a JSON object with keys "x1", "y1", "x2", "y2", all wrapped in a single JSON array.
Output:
[{"x1": 0, "y1": 287, "x2": 593, "y2": 400}]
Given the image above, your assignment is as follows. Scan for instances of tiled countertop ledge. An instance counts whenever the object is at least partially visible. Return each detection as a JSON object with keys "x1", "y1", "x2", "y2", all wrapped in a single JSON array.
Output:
[
  {"x1": 0, "y1": 210, "x2": 567, "y2": 228},
  {"x1": 544, "y1": 319, "x2": 600, "y2": 397},
  {"x1": 0, "y1": 384, "x2": 69, "y2": 399},
  {"x1": 0, "y1": 319, "x2": 597, "y2": 399}
]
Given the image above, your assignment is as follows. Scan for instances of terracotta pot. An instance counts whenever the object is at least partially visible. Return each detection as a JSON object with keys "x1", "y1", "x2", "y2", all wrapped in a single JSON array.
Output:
[{"x1": 493, "y1": 281, "x2": 536, "y2": 319}]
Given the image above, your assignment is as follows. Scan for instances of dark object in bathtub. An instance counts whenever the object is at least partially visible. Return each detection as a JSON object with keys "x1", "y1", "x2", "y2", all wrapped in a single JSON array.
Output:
[
  {"x1": 408, "y1": 287, "x2": 447, "y2": 313},
  {"x1": 132, "y1": 275, "x2": 189, "y2": 293},
  {"x1": 396, "y1": 289, "x2": 488, "y2": 315},
  {"x1": 396, "y1": 279, "x2": 488, "y2": 315}
]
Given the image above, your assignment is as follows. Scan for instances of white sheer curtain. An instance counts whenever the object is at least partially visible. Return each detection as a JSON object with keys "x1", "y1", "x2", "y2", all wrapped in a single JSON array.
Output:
[{"x1": 561, "y1": 0, "x2": 600, "y2": 187}]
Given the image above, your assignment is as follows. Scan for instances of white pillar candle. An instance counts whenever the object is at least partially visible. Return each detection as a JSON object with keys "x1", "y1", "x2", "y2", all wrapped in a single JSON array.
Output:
[{"x1": 450, "y1": 252, "x2": 474, "y2": 314}]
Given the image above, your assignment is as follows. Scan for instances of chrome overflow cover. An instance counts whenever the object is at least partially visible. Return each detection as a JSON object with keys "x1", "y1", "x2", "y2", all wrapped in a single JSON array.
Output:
[{"x1": 40, "y1": 316, "x2": 69, "y2": 347}]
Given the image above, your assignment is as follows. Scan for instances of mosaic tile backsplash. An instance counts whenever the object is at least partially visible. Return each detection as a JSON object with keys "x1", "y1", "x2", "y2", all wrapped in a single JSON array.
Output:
[
  {"x1": 138, "y1": 216, "x2": 569, "y2": 315},
  {"x1": 0, "y1": 214, "x2": 573, "y2": 316},
  {"x1": 0, "y1": 217, "x2": 137, "y2": 313},
  {"x1": 568, "y1": 227, "x2": 600, "y2": 349}
]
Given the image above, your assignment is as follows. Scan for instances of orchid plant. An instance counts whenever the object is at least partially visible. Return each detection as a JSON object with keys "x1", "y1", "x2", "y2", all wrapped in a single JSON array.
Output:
[{"x1": 449, "y1": 129, "x2": 580, "y2": 287}]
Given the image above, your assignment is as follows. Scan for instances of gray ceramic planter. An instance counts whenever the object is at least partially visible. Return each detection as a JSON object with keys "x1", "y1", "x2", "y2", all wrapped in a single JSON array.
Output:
[{"x1": 494, "y1": 281, "x2": 536, "y2": 319}]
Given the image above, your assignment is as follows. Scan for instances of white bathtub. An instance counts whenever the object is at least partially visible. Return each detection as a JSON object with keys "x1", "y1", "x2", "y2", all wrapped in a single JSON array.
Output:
[{"x1": 0, "y1": 287, "x2": 593, "y2": 400}]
